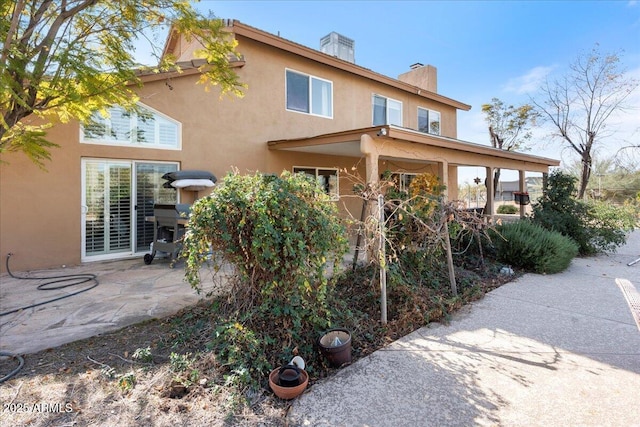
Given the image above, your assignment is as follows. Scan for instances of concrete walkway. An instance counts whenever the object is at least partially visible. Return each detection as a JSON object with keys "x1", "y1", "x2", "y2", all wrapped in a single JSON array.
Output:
[{"x1": 289, "y1": 231, "x2": 640, "y2": 427}]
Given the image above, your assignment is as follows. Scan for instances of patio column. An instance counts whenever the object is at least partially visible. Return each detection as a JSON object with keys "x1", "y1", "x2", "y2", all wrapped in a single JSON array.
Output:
[
  {"x1": 519, "y1": 170, "x2": 526, "y2": 218},
  {"x1": 360, "y1": 134, "x2": 380, "y2": 262},
  {"x1": 437, "y1": 160, "x2": 449, "y2": 201},
  {"x1": 485, "y1": 166, "x2": 494, "y2": 218},
  {"x1": 361, "y1": 134, "x2": 379, "y2": 188}
]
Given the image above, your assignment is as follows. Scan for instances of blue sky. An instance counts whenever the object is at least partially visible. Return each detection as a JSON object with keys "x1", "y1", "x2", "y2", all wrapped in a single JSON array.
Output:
[{"x1": 172, "y1": 1, "x2": 640, "y2": 182}]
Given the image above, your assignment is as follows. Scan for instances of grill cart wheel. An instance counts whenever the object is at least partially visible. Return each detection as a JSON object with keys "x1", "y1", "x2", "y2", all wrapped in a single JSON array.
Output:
[{"x1": 144, "y1": 253, "x2": 154, "y2": 265}]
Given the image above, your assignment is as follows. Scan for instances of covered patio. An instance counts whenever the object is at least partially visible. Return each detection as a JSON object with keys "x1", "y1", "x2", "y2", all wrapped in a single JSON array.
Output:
[{"x1": 269, "y1": 125, "x2": 560, "y2": 218}]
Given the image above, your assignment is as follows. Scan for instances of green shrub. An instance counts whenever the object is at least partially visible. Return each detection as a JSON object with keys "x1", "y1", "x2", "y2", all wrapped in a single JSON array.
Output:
[
  {"x1": 586, "y1": 199, "x2": 638, "y2": 252},
  {"x1": 182, "y1": 170, "x2": 348, "y2": 386},
  {"x1": 497, "y1": 204, "x2": 518, "y2": 214},
  {"x1": 491, "y1": 220, "x2": 578, "y2": 274},
  {"x1": 531, "y1": 170, "x2": 634, "y2": 255}
]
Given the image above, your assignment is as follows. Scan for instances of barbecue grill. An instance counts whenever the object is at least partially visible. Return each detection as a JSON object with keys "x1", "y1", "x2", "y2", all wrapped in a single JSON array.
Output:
[{"x1": 143, "y1": 203, "x2": 190, "y2": 266}]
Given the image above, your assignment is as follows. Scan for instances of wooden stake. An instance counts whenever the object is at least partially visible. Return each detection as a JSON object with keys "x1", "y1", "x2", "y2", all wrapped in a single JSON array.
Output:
[
  {"x1": 378, "y1": 194, "x2": 387, "y2": 324},
  {"x1": 444, "y1": 220, "x2": 458, "y2": 296}
]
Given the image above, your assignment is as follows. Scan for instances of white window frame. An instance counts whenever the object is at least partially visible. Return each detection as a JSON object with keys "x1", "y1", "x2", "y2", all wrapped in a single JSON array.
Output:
[
  {"x1": 372, "y1": 94, "x2": 403, "y2": 126},
  {"x1": 293, "y1": 166, "x2": 339, "y2": 201},
  {"x1": 417, "y1": 107, "x2": 441, "y2": 136},
  {"x1": 285, "y1": 69, "x2": 333, "y2": 119},
  {"x1": 391, "y1": 172, "x2": 418, "y2": 192},
  {"x1": 80, "y1": 102, "x2": 182, "y2": 150},
  {"x1": 80, "y1": 158, "x2": 180, "y2": 262}
]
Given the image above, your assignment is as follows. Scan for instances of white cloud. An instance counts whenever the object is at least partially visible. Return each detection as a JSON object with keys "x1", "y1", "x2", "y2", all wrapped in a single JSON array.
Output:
[{"x1": 503, "y1": 66, "x2": 555, "y2": 95}]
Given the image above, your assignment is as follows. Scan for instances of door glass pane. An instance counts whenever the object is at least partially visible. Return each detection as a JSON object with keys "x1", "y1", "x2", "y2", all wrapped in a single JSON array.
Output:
[
  {"x1": 135, "y1": 163, "x2": 178, "y2": 252},
  {"x1": 85, "y1": 162, "x2": 106, "y2": 255},
  {"x1": 84, "y1": 161, "x2": 131, "y2": 256},
  {"x1": 108, "y1": 164, "x2": 132, "y2": 252}
]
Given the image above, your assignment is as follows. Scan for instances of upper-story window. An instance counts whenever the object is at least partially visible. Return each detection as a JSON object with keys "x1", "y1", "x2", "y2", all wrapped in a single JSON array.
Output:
[
  {"x1": 418, "y1": 107, "x2": 441, "y2": 136},
  {"x1": 81, "y1": 104, "x2": 180, "y2": 149},
  {"x1": 286, "y1": 69, "x2": 333, "y2": 118},
  {"x1": 373, "y1": 94, "x2": 402, "y2": 126}
]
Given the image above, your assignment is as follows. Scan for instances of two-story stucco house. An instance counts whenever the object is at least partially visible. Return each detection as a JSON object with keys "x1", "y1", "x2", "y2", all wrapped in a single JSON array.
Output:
[{"x1": 0, "y1": 20, "x2": 559, "y2": 273}]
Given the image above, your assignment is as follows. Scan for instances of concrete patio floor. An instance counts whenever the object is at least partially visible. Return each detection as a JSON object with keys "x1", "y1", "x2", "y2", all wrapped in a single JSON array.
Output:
[{"x1": 0, "y1": 257, "x2": 224, "y2": 355}]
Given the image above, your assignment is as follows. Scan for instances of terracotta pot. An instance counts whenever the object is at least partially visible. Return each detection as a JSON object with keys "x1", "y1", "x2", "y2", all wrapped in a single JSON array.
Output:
[{"x1": 268, "y1": 368, "x2": 308, "y2": 400}]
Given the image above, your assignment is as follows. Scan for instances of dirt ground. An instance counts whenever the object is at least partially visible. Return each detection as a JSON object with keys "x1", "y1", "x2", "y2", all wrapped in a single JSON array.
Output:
[
  {"x1": 0, "y1": 306, "x2": 291, "y2": 427},
  {"x1": 0, "y1": 266, "x2": 513, "y2": 427}
]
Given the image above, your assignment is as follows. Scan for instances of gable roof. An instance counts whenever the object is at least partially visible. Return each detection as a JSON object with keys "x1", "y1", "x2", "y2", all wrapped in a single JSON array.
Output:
[{"x1": 161, "y1": 19, "x2": 471, "y2": 111}]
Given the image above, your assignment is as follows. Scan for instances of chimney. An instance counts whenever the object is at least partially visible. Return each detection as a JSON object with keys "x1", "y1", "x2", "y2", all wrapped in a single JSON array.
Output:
[
  {"x1": 320, "y1": 32, "x2": 355, "y2": 63},
  {"x1": 398, "y1": 63, "x2": 437, "y2": 93}
]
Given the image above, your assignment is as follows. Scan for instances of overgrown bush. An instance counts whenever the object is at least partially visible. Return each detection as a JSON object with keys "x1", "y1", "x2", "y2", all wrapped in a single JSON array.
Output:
[
  {"x1": 531, "y1": 170, "x2": 635, "y2": 255},
  {"x1": 497, "y1": 204, "x2": 518, "y2": 214},
  {"x1": 490, "y1": 220, "x2": 578, "y2": 274},
  {"x1": 182, "y1": 171, "x2": 348, "y2": 385},
  {"x1": 585, "y1": 199, "x2": 638, "y2": 252}
]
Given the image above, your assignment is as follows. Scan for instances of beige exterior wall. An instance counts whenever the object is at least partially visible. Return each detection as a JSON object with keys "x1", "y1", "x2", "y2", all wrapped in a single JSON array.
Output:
[{"x1": 0, "y1": 30, "x2": 551, "y2": 273}]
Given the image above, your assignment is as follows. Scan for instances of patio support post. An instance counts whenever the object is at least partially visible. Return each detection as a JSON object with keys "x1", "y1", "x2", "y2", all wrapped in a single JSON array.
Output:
[
  {"x1": 519, "y1": 170, "x2": 526, "y2": 218},
  {"x1": 360, "y1": 134, "x2": 380, "y2": 263},
  {"x1": 485, "y1": 166, "x2": 494, "y2": 218},
  {"x1": 437, "y1": 160, "x2": 449, "y2": 201}
]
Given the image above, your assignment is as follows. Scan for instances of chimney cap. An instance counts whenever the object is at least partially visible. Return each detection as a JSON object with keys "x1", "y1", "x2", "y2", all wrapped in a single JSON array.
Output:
[{"x1": 410, "y1": 62, "x2": 424, "y2": 69}]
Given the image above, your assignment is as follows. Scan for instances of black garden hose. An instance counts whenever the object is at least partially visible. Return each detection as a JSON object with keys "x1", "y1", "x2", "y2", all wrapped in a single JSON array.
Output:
[
  {"x1": 0, "y1": 351, "x2": 24, "y2": 383},
  {"x1": 1, "y1": 253, "x2": 98, "y2": 317},
  {"x1": 0, "y1": 254, "x2": 99, "y2": 383}
]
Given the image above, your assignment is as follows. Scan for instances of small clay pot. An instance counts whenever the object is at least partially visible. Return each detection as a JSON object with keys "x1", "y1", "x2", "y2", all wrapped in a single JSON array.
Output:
[{"x1": 269, "y1": 368, "x2": 309, "y2": 400}]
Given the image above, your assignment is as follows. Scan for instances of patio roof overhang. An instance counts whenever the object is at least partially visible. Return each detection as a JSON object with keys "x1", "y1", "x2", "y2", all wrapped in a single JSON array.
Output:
[{"x1": 268, "y1": 125, "x2": 560, "y2": 174}]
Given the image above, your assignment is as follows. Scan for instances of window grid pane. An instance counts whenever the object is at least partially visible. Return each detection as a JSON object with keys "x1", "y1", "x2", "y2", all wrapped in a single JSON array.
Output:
[
  {"x1": 109, "y1": 108, "x2": 131, "y2": 142},
  {"x1": 373, "y1": 95, "x2": 387, "y2": 125},
  {"x1": 137, "y1": 114, "x2": 156, "y2": 144},
  {"x1": 311, "y1": 78, "x2": 332, "y2": 117},
  {"x1": 388, "y1": 99, "x2": 402, "y2": 126},
  {"x1": 286, "y1": 71, "x2": 310, "y2": 113},
  {"x1": 82, "y1": 105, "x2": 179, "y2": 148},
  {"x1": 418, "y1": 108, "x2": 429, "y2": 133},
  {"x1": 293, "y1": 167, "x2": 338, "y2": 199},
  {"x1": 429, "y1": 111, "x2": 441, "y2": 135}
]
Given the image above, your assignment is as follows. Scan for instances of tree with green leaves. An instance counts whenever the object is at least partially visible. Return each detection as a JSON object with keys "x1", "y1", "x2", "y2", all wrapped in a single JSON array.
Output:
[
  {"x1": 1, "y1": 0, "x2": 244, "y2": 166},
  {"x1": 531, "y1": 170, "x2": 635, "y2": 255},
  {"x1": 481, "y1": 97, "x2": 537, "y2": 199},
  {"x1": 532, "y1": 45, "x2": 639, "y2": 199}
]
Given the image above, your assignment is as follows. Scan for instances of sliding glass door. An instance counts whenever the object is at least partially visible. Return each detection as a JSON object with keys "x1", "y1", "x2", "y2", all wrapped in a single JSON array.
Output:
[{"x1": 82, "y1": 159, "x2": 178, "y2": 261}]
